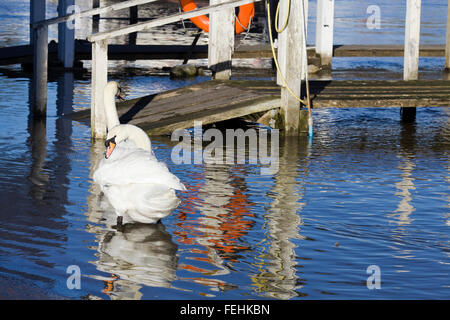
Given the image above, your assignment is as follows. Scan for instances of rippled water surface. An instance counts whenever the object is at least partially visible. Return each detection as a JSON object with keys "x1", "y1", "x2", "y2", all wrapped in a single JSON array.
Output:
[{"x1": 0, "y1": 0, "x2": 449, "y2": 299}]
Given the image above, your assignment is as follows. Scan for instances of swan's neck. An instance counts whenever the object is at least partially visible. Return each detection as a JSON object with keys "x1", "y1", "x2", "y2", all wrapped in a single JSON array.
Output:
[
  {"x1": 104, "y1": 87, "x2": 120, "y2": 130},
  {"x1": 123, "y1": 125, "x2": 152, "y2": 152}
]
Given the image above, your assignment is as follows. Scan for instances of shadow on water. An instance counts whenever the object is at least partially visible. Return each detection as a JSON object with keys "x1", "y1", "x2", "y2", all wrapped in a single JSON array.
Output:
[{"x1": 119, "y1": 94, "x2": 156, "y2": 124}]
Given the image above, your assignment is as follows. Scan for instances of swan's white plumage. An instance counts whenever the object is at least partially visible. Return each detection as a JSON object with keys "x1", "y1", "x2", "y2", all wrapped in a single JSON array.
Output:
[
  {"x1": 93, "y1": 81, "x2": 186, "y2": 224},
  {"x1": 94, "y1": 140, "x2": 186, "y2": 191}
]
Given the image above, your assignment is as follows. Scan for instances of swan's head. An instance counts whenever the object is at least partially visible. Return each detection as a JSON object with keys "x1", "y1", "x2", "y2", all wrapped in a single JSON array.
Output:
[
  {"x1": 104, "y1": 135, "x2": 117, "y2": 159},
  {"x1": 105, "y1": 81, "x2": 125, "y2": 101}
]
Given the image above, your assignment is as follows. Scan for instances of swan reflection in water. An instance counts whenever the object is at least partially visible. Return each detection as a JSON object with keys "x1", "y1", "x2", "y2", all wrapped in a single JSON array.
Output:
[{"x1": 95, "y1": 222, "x2": 178, "y2": 299}]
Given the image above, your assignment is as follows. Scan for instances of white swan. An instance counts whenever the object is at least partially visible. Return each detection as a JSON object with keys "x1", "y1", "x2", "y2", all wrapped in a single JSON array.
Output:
[{"x1": 93, "y1": 81, "x2": 186, "y2": 226}]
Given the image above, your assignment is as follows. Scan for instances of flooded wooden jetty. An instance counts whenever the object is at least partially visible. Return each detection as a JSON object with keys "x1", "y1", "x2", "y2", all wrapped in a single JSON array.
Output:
[
  {"x1": 1, "y1": 43, "x2": 447, "y2": 66},
  {"x1": 5, "y1": 0, "x2": 450, "y2": 137},
  {"x1": 69, "y1": 79, "x2": 450, "y2": 135}
]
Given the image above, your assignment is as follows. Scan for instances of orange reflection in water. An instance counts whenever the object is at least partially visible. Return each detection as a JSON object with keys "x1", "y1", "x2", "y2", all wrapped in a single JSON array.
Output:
[{"x1": 174, "y1": 167, "x2": 255, "y2": 273}]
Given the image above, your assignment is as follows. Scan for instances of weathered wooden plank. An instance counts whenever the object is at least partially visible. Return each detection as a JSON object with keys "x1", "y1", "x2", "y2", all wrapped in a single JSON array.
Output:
[
  {"x1": 279, "y1": 0, "x2": 305, "y2": 135},
  {"x1": 32, "y1": 24, "x2": 48, "y2": 116},
  {"x1": 446, "y1": 0, "x2": 450, "y2": 69},
  {"x1": 70, "y1": 80, "x2": 278, "y2": 122},
  {"x1": 1, "y1": 44, "x2": 447, "y2": 66},
  {"x1": 142, "y1": 96, "x2": 280, "y2": 135},
  {"x1": 333, "y1": 45, "x2": 444, "y2": 57},
  {"x1": 128, "y1": 87, "x2": 259, "y2": 121},
  {"x1": 58, "y1": 0, "x2": 75, "y2": 68},
  {"x1": 208, "y1": 0, "x2": 234, "y2": 80},
  {"x1": 33, "y1": 0, "x2": 158, "y2": 27},
  {"x1": 316, "y1": 0, "x2": 334, "y2": 67},
  {"x1": 307, "y1": 79, "x2": 450, "y2": 87},
  {"x1": 69, "y1": 80, "x2": 450, "y2": 136},
  {"x1": 314, "y1": 94, "x2": 450, "y2": 100},
  {"x1": 131, "y1": 92, "x2": 275, "y2": 128},
  {"x1": 91, "y1": 39, "x2": 108, "y2": 139},
  {"x1": 312, "y1": 98, "x2": 449, "y2": 108},
  {"x1": 275, "y1": 0, "x2": 287, "y2": 87}
]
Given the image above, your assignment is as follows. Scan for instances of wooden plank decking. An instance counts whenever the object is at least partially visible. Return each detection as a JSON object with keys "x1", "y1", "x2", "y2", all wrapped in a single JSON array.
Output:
[
  {"x1": 309, "y1": 79, "x2": 450, "y2": 108},
  {"x1": 69, "y1": 79, "x2": 450, "y2": 136},
  {"x1": 70, "y1": 80, "x2": 280, "y2": 135}
]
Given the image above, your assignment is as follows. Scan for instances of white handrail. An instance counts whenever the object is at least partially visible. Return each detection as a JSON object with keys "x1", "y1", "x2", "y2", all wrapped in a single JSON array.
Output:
[
  {"x1": 32, "y1": 0, "x2": 158, "y2": 27},
  {"x1": 88, "y1": 0, "x2": 259, "y2": 42}
]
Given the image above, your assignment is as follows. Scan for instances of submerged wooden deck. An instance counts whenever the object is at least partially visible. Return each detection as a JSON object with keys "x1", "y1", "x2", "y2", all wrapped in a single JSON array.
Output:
[
  {"x1": 69, "y1": 79, "x2": 450, "y2": 135},
  {"x1": 0, "y1": 43, "x2": 447, "y2": 65}
]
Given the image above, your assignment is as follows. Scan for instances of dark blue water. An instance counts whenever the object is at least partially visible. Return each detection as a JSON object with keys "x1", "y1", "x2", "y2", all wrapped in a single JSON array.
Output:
[{"x1": 0, "y1": 0, "x2": 448, "y2": 299}]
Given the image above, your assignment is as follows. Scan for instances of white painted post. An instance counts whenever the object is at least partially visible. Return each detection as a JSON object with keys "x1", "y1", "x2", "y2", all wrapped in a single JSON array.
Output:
[
  {"x1": 32, "y1": 24, "x2": 48, "y2": 116},
  {"x1": 91, "y1": 40, "x2": 108, "y2": 139},
  {"x1": 208, "y1": 0, "x2": 234, "y2": 80},
  {"x1": 58, "y1": 0, "x2": 75, "y2": 68},
  {"x1": 315, "y1": 0, "x2": 334, "y2": 68},
  {"x1": 403, "y1": 0, "x2": 421, "y2": 80},
  {"x1": 277, "y1": 0, "x2": 308, "y2": 85},
  {"x1": 301, "y1": 0, "x2": 309, "y2": 79},
  {"x1": 402, "y1": 0, "x2": 420, "y2": 121},
  {"x1": 276, "y1": 0, "x2": 288, "y2": 87},
  {"x1": 278, "y1": 0, "x2": 305, "y2": 135},
  {"x1": 445, "y1": 0, "x2": 450, "y2": 70}
]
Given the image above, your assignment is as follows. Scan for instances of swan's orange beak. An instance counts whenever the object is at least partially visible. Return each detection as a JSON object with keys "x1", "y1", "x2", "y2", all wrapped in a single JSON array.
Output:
[
  {"x1": 105, "y1": 141, "x2": 116, "y2": 159},
  {"x1": 117, "y1": 92, "x2": 126, "y2": 102}
]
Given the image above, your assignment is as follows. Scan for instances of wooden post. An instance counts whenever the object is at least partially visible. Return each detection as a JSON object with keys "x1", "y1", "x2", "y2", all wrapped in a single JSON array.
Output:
[
  {"x1": 32, "y1": 24, "x2": 48, "y2": 117},
  {"x1": 277, "y1": 1, "x2": 308, "y2": 83},
  {"x1": 91, "y1": 39, "x2": 108, "y2": 139},
  {"x1": 31, "y1": 0, "x2": 47, "y2": 116},
  {"x1": 403, "y1": 0, "x2": 421, "y2": 122},
  {"x1": 183, "y1": 31, "x2": 202, "y2": 65},
  {"x1": 301, "y1": 0, "x2": 308, "y2": 79},
  {"x1": 315, "y1": 0, "x2": 334, "y2": 68},
  {"x1": 30, "y1": 0, "x2": 46, "y2": 45},
  {"x1": 276, "y1": 0, "x2": 287, "y2": 87},
  {"x1": 404, "y1": 0, "x2": 421, "y2": 80},
  {"x1": 93, "y1": 0, "x2": 100, "y2": 34},
  {"x1": 208, "y1": 0, "x2": 234, "y2": 80},
  {"x1": 58, "y1": 0, "x2": 75, "y2": 68},
  {"x1": 278, "y1": 0, "x2": 305, "y2": 135},
  {"x1": 129, "y1": 5, "x2": 138, "y2": 45},
  {"x1": 445, "y1": 0, "x2": 450, "y2": 70}
]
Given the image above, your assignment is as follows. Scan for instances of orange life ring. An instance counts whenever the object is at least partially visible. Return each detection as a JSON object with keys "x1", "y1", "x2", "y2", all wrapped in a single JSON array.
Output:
[{"x1": 179, "y1": 0, "x2": 254, "y2": 34}]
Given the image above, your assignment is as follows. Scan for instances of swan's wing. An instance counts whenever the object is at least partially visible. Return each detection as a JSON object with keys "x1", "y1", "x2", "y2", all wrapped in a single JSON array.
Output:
[
  {"x1": 102, "y1": 184, "x2": 180, "y2": 223},
  {"x1": 94, "y1": 147, "x2": 186, "y2": 191}
]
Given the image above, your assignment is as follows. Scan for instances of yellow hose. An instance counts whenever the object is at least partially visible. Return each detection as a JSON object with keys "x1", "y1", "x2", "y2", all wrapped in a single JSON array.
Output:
[
  {"x1": 274, "y1": 0, "x2": 290, "y2": 33},
  {"x1": 266, "y1": 0, "x2": 313, "y2": 135}
]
